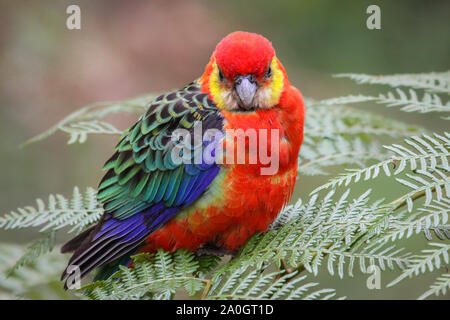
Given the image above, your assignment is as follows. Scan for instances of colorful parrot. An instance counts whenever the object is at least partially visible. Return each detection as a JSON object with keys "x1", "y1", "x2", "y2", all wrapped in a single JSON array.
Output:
[{"x1": 60, "y1": 31, "x2": 305, "y2": 288}]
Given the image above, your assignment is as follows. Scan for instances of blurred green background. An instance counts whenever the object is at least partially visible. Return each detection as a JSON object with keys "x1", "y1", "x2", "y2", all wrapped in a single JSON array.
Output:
[{"x1": 0, "y1": 0, "x2": 449, "y2": 299}]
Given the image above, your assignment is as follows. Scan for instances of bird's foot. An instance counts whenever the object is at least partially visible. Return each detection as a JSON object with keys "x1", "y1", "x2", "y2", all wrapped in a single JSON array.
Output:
[{"x1": 195, "y1": 245, "x2": 238, "y2": 257}]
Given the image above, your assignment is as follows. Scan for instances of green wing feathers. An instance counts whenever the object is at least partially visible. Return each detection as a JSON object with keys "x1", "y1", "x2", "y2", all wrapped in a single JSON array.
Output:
[{"x1": 97, "y1": 81, "x2": 222, "y2": 220}]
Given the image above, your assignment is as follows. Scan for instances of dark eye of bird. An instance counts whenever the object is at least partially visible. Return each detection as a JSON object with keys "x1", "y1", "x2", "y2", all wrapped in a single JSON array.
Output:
[
  {"x1": 218, "y1": 66, "x2": 225, "y2": 82},
  {"x1": 265, "y1": 64, "x2": 272, "y2": 78}
]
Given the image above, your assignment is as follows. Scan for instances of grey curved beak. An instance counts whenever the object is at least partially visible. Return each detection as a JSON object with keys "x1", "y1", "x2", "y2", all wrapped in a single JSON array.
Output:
[{"x1": 235, "y1": 74, "x2": 257, "y2": 110}]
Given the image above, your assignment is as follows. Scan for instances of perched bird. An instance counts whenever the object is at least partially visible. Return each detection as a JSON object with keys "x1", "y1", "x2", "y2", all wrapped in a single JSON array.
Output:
[{"x1": 61, "y1": 31, "x2": 305, "y2": 287}]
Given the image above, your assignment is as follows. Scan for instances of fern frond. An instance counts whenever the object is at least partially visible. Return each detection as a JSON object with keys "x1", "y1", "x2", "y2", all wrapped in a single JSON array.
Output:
[
  {"x1": 392, "y1": 168, "x2": 450, "y2": 212},
  {"x1": 0, "y1": 244, "x2": 70, "y2": 299},
  {"x1": 423, "y1": 226, "x2": 450, "y2": 241},
  {"x1": 312, "y1": 133, "x2": 450, "y2": 194},
  {"x1": 0, "y1": 187, "x2": 103, "y2": 234},
  {"x1": 299, "y1": 137, "x2": 387, "y2": 176},
  {"x1": 75, "y1": 96, "x2": 151, "y2": 121},
  {"x1": 324, "y1": 245, "x2": 411, "y2": 278},
  {"x1": 304, "y1": 102, "x2": 422, "y2": 138},
  {"x1": 300, "y1": 101, "x2": 423, "y2": 176},
  {"x1": 21, "y1": 93, "x2": 157, "y2": 147},
  {"x1": 335, "y1": 71, "x2": 450, "y2": 94},
  {"x1": 317, "y1": 95, "x2": 377, "y2": 107},
  {"x1": 219, "y1": 190, "x2": 413, "y2": 281},
  {"x1": 383, "y1": 198, "x2": 450, "y2": 242},
  {"x1": 82, "y1": 250, "x2": 208, "y2": 300},
  {"x1": 61, "y1": 120, "x2": 122, "y2": 144},
  {"x1": 376, "y1": 88, "x2": 450, "y2": 113},
  {"x1": 418, "y1": 273, "x2": 450, "y2": 300},
  {"x1": 320, "y1": 90, "x2": 450, "y2": 114},
  {"x1": 7, "y1": 231, "x2": 56, "y2": 276},
  {"x1": 207, "y1": 268, "x2": 338, "y2": 300},
  {"x1": 387, "y1": 243, "x2": 450, "y2": 287}
]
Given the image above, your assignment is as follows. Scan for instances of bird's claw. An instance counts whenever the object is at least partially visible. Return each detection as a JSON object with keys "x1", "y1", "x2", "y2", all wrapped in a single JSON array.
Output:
[{"x1": 195, "y1": 246, "x2": 238, "y2": 257}]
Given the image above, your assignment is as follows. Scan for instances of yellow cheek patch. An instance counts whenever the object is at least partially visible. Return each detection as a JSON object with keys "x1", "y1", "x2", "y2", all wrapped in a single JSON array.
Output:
[
  {"x1": 208, "y1": 57, "x2": 284, "y2": 110},
  {"x1": 208, "y1": 61, "x2": 228, "y2": 110},
  {"x1": 268, "y1": 57, "x2": 284, "y2": 106}
]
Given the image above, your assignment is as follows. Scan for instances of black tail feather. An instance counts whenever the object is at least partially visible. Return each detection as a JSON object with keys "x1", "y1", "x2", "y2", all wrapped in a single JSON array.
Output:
[{"x1": 60, "y1": 225, "x2": 96, "y2": 254}]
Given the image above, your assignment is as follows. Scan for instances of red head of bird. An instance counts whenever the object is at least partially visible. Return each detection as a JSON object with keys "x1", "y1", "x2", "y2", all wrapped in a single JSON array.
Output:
[{"x1": 200, "y1": 31, "x2": 290, "y2": 112}]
